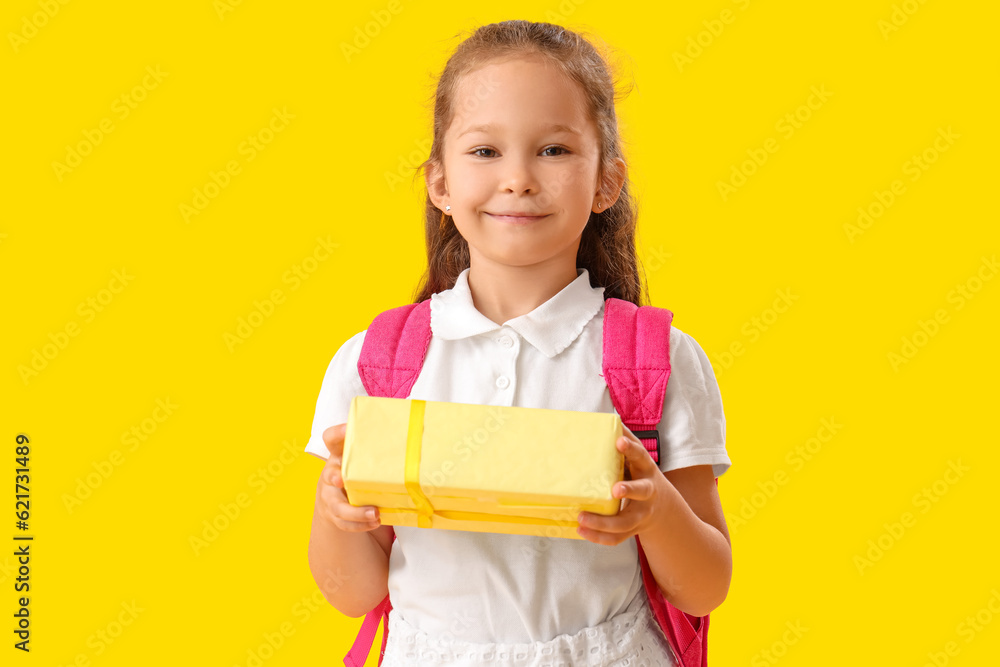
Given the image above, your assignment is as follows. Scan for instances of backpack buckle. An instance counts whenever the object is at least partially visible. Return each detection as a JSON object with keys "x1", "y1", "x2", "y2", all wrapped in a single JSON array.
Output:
[{"x1": 630, "y1": 429, "x2": 660, "y2": 464}]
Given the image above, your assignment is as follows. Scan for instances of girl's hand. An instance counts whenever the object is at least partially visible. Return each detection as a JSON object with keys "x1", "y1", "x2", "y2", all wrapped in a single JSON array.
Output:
[
  {"x1": 576, "y1": 427, "x2": 677, "y2": 546},
  {"x1": 315, "y1": 423, "x2": 382, "y2": 532}
]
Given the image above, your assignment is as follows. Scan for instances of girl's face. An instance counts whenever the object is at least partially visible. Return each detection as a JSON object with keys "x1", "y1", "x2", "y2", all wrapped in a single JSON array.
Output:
[{"x1": 429, "y1": 55, "x2": 621, "y2": 271}]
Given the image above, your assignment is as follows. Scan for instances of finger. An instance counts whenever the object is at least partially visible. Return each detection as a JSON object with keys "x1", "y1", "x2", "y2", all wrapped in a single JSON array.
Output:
[
  {"x1": 576, "y1": 523, "x2": 632, "y2": 546},
  {"x1": 322, "y1": 424, "x2": 346, "y2": 457},
  {"x1": 321, "y1": 462, "x2": 344, "y2": 488},
  {"x1": 319, "y1": 487, "x2": 381, "y2": 525},
  {"x1": 611, "y1": 478, "x2": 655, "y2": 501},
  {"x1": 328, "y1": 515, "x2": 382, "y2": 532},
  {"x1": 339, "y1": 502, "x2": 381, "y2": 525},
  {"x1": 577, "y1": 508, "x2": 643, "y2": 536},
  {"x1": 622, "y1": 426, "x2": 651, "y2": 449},
  {"x1": 616, "y1": 434, "x2": 656, "y2": 476}
]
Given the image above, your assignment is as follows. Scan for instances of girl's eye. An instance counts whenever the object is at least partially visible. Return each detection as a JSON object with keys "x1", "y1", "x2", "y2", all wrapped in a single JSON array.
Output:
[
  {"x1": 471, "y1": 147, "x2": 498, "y2": 158},
  {"x1": 470, "y1": 146, "x2": 570, "y2": 158}
]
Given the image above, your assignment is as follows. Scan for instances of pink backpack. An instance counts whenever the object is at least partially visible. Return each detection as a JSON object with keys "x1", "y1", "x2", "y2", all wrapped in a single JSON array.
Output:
[{"x1": 343, "y1": 297, "x2": 711, "y2": 667}]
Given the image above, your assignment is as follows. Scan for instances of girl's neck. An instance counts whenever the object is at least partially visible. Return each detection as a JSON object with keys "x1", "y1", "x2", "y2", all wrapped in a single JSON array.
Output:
[{"x1": 465, "y1": 260, "x2": 581, "y2": 326}]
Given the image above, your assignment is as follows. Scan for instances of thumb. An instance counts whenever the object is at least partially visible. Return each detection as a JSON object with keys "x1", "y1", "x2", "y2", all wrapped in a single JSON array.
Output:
[{"x1": 322, "y1": 423, "x2": 347, "y2": 458}]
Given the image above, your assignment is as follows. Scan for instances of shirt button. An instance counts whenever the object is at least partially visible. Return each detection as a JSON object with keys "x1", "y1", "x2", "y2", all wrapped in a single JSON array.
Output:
[
  {"x1": 495, "y1": 376, "x2": 510, "y2": 389},
  {"x1": 499, "y1": 335, "x2": 513, "y2": 348}
]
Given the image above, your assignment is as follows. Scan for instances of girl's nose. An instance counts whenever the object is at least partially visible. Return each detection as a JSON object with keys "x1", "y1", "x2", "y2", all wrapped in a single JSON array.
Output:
[{"x1": 499, "y1": 156, "x2": 540, "y2": 194}]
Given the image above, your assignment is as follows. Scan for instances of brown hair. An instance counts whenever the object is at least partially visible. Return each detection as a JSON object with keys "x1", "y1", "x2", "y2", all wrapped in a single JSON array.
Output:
[{"x1": 409, "y1": 20, "x2": 650, "y2": 307}]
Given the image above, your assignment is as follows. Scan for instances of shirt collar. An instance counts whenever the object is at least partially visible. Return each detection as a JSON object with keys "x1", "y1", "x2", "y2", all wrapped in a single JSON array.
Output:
[{"x1": 430, "y1": 267, "x2": 606, "y2": 358}]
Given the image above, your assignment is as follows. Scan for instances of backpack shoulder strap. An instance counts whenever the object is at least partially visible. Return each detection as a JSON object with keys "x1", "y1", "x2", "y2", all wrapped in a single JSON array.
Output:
[
  {"x1": 357, "y1": 300, "x2": 432, "y2": 398},
  {"x1": 602, "y1": 297, "x2": 709, "y2": 667},
  {"x1": 345, "y1": 299, "x2": 432, "y2": 667},
  {"x1": 636, "y1": 533, "x2": 709, "y2": 667},
  {"x1": 343, "y1": 597, "x2": 392, "y2": 667},
  {"x1": 601, "y1": 297, "x2": 673, "y2": 464}
]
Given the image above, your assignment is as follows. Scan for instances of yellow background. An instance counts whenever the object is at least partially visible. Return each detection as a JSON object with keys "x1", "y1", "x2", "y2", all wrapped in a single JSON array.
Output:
[{"x1": 3, "y1": 0, "x2": 997, "y2": 665}]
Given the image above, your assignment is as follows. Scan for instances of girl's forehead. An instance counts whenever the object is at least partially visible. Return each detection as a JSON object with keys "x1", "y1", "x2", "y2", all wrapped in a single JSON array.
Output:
[
  {"x1": 450, "y1": 60, "x2": 592, "y2": 132},
  {"x1": 460, "y1": 54, "x2": 568, "y2": 91}
]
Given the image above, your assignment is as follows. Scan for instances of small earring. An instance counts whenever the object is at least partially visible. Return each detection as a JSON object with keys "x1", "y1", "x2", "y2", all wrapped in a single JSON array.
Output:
[
  {"x1": 445, "y1": 205, "x2": 451, "y2": 212},
  {"x1": 597, "y1": 202, "x2": 603, "y2": 210}
]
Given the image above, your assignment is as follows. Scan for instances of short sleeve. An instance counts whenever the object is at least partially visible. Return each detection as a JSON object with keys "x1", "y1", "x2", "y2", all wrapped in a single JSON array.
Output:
[
  {"x1": 303, "y1": 330, "x2": 369, "y2": 461},
  {"x1": 655, "y1": 326, "x2": 731, "y2": 478}
]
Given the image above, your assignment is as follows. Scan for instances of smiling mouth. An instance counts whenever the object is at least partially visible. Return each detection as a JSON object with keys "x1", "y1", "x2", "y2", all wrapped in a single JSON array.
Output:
[{"x1": 487, "y1": 213, "x2": 550, "y2": 223}]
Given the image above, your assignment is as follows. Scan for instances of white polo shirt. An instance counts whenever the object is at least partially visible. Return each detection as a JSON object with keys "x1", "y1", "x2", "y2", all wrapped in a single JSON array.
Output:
[{"x1": 305, "y1": 267, "x2": 730, "y2": 644}]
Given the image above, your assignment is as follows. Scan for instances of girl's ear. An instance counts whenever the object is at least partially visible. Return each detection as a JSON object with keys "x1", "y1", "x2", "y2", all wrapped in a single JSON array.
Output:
[
  {"x1": 425, "y1": 161, "x2": 449, "y2": 211},
  {"x1": 594, "y1": 157, "x2": 627, "y2": 212}
]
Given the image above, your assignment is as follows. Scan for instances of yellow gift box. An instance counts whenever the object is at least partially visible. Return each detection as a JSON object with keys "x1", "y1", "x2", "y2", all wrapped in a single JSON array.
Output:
[{"x1": 341, "y1": 395, "x2": 625, "y2": 540}]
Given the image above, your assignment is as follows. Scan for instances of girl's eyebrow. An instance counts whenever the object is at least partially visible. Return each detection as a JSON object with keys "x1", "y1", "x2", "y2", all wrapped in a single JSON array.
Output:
[{"x1": 458, "y1": 122, "x2": 580, "y2": 138}]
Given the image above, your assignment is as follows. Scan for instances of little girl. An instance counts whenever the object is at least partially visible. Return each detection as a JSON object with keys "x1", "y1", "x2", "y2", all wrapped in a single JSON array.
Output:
[{"x1": 306, "y1": 20, "x2": 731, "y2": 666}]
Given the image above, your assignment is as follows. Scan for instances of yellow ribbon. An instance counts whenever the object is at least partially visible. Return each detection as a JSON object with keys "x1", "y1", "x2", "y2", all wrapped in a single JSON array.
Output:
[
  {"x1": 404, "y1": 399, "x2": 436, "y2": 528},
  {"x1": 400, "y1": 398, "x2": 594, "y2": 531}
]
